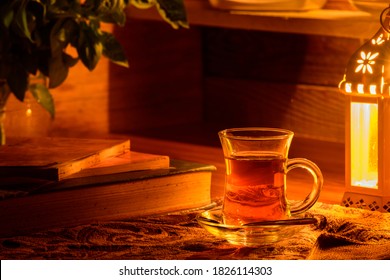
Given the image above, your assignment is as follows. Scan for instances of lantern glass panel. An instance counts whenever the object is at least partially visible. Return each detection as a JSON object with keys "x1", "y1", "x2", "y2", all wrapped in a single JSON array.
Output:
[{"x1": 351, "y1": 102, "x2": 378, "y2": 188}]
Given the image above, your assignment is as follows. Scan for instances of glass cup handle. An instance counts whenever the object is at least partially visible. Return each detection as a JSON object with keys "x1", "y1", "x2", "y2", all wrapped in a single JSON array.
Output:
[{"x1": 286, "y1": 158, "x2": 324, "y2": 216}]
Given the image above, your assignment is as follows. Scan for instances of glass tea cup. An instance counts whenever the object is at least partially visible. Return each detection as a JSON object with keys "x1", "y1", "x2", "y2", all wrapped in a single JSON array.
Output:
[{"x1": 218, "y1": 127, "x2": 323, "y2": 226}]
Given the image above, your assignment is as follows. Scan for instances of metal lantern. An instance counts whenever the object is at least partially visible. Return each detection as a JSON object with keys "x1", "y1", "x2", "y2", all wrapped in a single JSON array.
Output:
[{"x1": 339, "y1": 8, "x2": 390, "y2": 212}]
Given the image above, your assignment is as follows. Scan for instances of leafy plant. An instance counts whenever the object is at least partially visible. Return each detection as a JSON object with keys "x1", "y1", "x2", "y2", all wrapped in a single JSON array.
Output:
[{"x1": 0, "y1": 0, "x2": 187, "y2": 118}]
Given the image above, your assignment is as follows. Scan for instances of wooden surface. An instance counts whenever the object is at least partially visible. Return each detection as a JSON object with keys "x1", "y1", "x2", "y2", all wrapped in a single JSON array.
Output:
[{"x1": 127, "y1": 0, "x2": 380, "y2": 39}]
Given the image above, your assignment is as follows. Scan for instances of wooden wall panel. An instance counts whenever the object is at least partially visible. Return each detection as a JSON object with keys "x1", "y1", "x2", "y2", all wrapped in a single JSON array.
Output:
[
  {"x1": 49, "y1": 56, "x2": 111, "y2": 137},
  {"x1": 203, "y1": 28, "x2": 361, "y2": 86},
  {"x1": 202, "y1": 28, "x2": 358, "y2": 143},
  {"x1": 204, "y1": 77, "x2": 345, "y2": 142},
  {"x1": 108, "y1": 20, "x2": 203, "y2": 133},
  {"x1": 324, "y1": 0, "x2": 357, "y2": 10},
  {"x1": 11, "y1": 17, "x2": 357, "y2": 144}
]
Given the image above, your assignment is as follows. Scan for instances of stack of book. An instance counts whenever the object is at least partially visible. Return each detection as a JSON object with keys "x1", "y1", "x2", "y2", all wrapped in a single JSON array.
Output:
[{"x1": 0, "y1": 137, "x2": 216, "y2": 237}]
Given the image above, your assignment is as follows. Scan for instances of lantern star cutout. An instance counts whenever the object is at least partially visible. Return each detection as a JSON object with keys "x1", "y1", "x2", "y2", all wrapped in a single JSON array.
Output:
[{"x1": 355, "y1": 51, "x2": 379, "y2": 74}]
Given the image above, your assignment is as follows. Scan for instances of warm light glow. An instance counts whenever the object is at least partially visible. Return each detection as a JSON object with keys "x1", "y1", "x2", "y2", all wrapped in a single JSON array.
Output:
[
  {"x1": 26, "y1": 108, "x2": 32, "y2": 117},
  {"x1": 357, "y1": 84, "x2": 364, "y2": 94},
  {"x1": 370, "y1": 85, "x2": 377, "y2": 95},
  {"x1": 381, "y1": 66, "x2": 385, "y2": 94},
  {"x1": 345, "y1": 83, "x2": 352, "y2": 93},
  {"x1": 372, "y1": 33, "x2": 385, "y2": 45},
  {"x1": 351, "y1": 102, "x2": 378, "y2": 188}
]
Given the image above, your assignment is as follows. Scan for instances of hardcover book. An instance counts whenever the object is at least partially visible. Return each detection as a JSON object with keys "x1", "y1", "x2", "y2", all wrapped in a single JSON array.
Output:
[
  {"x1": 0, "y1": 159, "x2": 216, "y2": 237},
  {"x1": 0, "y1": 137, "x2": 131, "y2": 180}
]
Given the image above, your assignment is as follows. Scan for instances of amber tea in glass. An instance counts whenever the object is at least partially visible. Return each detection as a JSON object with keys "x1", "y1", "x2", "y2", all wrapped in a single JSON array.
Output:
[{"x1": 219, "y1": 128, "x2": 323, "y2": 226}]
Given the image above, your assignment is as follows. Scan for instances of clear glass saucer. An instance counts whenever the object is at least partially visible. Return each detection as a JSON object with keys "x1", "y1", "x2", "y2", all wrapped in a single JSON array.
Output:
[{"x1": 196, "y1": 208, "x2": 317, "y2": 246}]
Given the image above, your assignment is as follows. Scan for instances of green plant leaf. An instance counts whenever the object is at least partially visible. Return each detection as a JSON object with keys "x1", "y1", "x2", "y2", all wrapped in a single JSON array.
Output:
[
  {"x1": 22, "y1": 49, "x2": 40, "y2": 75},
  {"x1": 50, "y1": 19, "x2": 71, "y2": 56},
  {"x1": 131, "y1": 0, "x2": 155, "y2": 9},
  {"x1": 29, "y1": 83, "x2": 55, "y2": 119},
  {"x1": 7, "y1": 64, "x2": 28, "y2": 101},
  {"x1": 47, "y1": 18, "x2": 79, "y2": 84},
  {"x1": 36, "y1": 49, "x2": 51, "y2": 78},
  {"x1": 26, "y1": 0, "x2": 45, "y2": 31},
  {"x1": 131, "y1": 0, "x2": 188, "y2": 29},
  {"x1": 89, "y1": 0, "x2": 128, "y2": 26},
  {"x1": 77, "y1": 22, "x2": 103, "y2": 71},
  {"x1": 63, "y1": 52, "x2": 79, "y2": 68},
  {"x1": 0, "y1": 82, "x2": 11, "y2": 107},
  {"x1": 48, "y1": 53, "x2": 69, "y2": 88},
  {"x1": 14, "y1": 0, "x2": 33, "y2": 41},
  {"x1": 101, "y1": 31, "x2": 128, "y2": 67},
  {"x1": 1, "y1": 7, "x2": 14, "y2": 28},
  {"x1": 155, "y1": 0, "x2": 188, "y2": 29}
]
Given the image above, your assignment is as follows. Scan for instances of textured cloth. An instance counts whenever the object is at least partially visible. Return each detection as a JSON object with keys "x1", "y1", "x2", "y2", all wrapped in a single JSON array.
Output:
[
  {"x1": 1, "y1": 202, "x2": 390, "y2": 260},
  {"x1": 308, "y1": 203, "x2": 390, "y2": 260}
]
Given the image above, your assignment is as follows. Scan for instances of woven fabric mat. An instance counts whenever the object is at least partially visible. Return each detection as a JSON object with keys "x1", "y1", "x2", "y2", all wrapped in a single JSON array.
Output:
[{"x1": 1, "y1": 202, "x2": 390, "y2": 260}]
